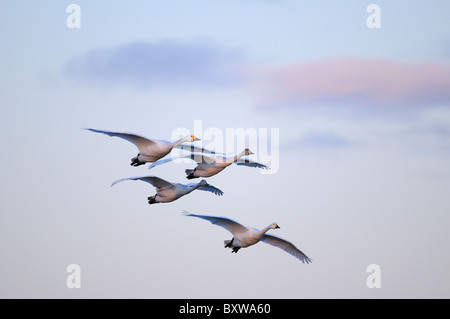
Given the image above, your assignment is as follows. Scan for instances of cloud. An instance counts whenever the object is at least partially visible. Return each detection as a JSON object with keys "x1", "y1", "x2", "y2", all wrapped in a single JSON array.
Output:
[
  {"x1": 64, "y1": 43, "x2": 450, "y2": 111},
  {"x1": 63, "y1": 40, "x2": 244, "y2": 90},
  {"x1": 249, "y1": 58, "x2": 450, "y2": 110}
]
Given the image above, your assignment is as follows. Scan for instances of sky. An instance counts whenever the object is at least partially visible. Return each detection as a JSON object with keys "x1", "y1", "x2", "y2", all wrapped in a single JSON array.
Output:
[{"x1": 1, "y1": 1, "x2": 450, "y2": 298}]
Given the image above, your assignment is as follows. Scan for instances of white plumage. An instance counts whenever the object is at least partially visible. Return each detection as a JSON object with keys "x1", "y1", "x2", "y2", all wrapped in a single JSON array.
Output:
[
  {"x1": 183, "y1": 211, "x2": 312, "y2": 264},
  {"x1": 85, "y1": 128, "x2": 201, "y2": 166},
  {"x1": 112, "y1": 176, "x2": 223, "y2": 204},
  {"x1": 87, "y1": 127, "x2": 311, "y2": 265},
  {"x1": 148, "y1": 148, "x2": 270, "y2": 179}
]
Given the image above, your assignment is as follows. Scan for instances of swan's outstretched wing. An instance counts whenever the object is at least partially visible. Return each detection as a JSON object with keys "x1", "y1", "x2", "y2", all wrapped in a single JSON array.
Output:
[
  {"x1": 196, "y1": 183, "x2": 224, "y2": 196},
  {"x1": 86, "y1": 128, "x2": 155, "y2": 151},
  {"x1": 148, "y1": 153, "x2": 217, "y2": 170},
  {"x1": 183, "y1": 211, "x2": 248, "y2": 235},
  {"x1": 235, "y1": 158, "x2": 270, "y2": 170},
  {"x1": 261, "y1": 234, "x2": 312, "y2": 264},
  {"x1": 111, "y1": 175, "x2": 174, "y2": 189}
]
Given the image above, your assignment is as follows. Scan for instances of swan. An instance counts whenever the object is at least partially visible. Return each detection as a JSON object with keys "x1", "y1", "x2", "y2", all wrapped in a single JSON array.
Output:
[
  {"x1": 85, "y1": 128, "x2": 202, "y2": 166},
  {"x1": 148, "y1": 149, "x2": 270, "y2": 179},
  {"x1": 111, "y1": 176, "x2": 223, "y2": 204},
  {"x1": 183, "y1": 211, "x2": 312, "y2": 263}
]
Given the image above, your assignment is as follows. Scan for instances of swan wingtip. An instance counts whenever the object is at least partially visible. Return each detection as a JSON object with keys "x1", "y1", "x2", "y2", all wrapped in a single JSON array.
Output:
[{"x1": 181, "y1": 210, "x2": 191, "y2": 216}]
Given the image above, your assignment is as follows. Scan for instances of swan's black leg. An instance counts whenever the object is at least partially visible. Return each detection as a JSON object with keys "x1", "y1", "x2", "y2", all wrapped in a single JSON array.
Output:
[
  {"x1": 186, "y1": 168, "x2": 198, "y2": 179},
  {"x1": 131, "y1": 154, "x2": 144, "y2": 167},
  {"x1": 186, "y1": 172, "x2": 197, "y2": 179},
  {"x1": 225, "y1": 238, "x2": 234, "y2": 248},
  {"x1": 148, "y1": 194, "x2": 158, "y2": 204},
  {"x1": 225, "y1": 238, "x2": 240, "y2": 252},
  {"x1": 232, "y1": 247, "x2": 241, "y2": 253}
]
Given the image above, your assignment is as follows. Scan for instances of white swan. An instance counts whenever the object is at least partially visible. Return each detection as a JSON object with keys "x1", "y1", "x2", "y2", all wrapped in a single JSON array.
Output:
[
  {"x1": 183, "y1": 211, "x2": 312, "y2": 263},
  {"x1": 148, "y1": 148, "x2": 270, "y2": 179},
  {"x1": 111, "y1": 176, "x2": 223, "y2": 204},
  {"x1": 85, "y1": 128, "x2": 201, "y2": 166}
]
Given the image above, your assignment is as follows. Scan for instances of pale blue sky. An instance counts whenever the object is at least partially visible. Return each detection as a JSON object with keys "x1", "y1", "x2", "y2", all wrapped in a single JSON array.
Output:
[{"x1": 1, "y1": 1, "x2": 450, "y2": 298}]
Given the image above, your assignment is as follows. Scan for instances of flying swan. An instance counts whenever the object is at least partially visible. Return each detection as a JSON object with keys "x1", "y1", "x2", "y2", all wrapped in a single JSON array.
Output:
[
  {"x1": 148, "y1": 148, "x2": 270, "y2": 179},
  {"x1": 111, "y1": 176, "x2": 223, "y2": 204},
  {"x1": 183, "y1": 211, "x2": 312, "y2": 263},
  {"x1": 85, "y1": 128, "x2": 202, "y2": 166}
]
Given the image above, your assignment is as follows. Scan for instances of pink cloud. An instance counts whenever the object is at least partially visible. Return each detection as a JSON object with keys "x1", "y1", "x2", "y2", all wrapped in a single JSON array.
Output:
[{"x1": 248, "y1": 58, "x2": 450, "y2": 109}]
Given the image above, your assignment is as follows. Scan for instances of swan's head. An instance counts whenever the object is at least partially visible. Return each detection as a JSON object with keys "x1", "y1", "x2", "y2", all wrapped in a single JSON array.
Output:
[
  {"x1": 244, "y1": 148, "x2": 254, "y2": 156},
  {"x1": 271, "y1": 223, "x2": 280, "y2": 229},
  {"x1": 189, "y1": 135, "x2": 201, "y2": 142}
]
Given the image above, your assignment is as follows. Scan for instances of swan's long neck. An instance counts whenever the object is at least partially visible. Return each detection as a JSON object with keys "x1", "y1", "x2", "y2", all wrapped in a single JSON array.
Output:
[
  {"x1": 258, "y1": 225, "x2": 273, "y2": 237},
  {"x1": 172, "y1": 136, "x2": 190, "y2": 148},
  {"x1": 227, "y1": 150, "x2": 246, "y2": 164},
  {"x1": 185, "y1": 181, "x2": 205, "y2": 193},
  {"x1": 194, "y1": 181, "x2": 205, "y2": 190}
]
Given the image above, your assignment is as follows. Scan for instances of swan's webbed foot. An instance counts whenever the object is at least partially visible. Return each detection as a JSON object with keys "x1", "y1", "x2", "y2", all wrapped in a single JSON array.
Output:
[
  {"x1": 185, "y1": 168, "x2": 198, "y2": 179},
  {"x1": 131, "y1": 154, "x2": 144, "y2": 167},
  {"x1": 131, "y1": 161, "x2": 144, "y2": 167},
  {"x1": 148, "y1": 195, "x2": 157, "y2": 204},
  {"x1": 224, "y1": 238, "x2": 234, "y2": 248},
  {"x1": 231, "y1": 247, "x2": 241, "y2": 253},
  {"x1": 225, "y1": 238, "x2": 240, "y2": 252}
]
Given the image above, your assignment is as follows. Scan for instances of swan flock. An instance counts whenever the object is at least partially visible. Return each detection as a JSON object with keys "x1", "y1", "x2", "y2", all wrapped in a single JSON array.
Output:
[{"x1": 87, "y1": 128, "x2": 312, "y2": 264}]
